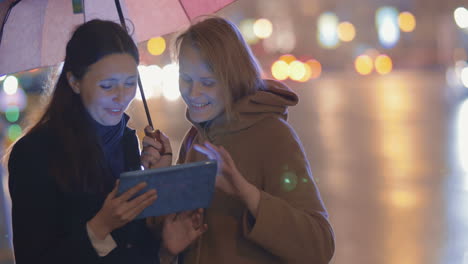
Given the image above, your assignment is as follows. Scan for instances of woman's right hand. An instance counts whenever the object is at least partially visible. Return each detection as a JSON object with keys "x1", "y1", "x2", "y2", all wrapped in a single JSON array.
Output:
[
  {"x1": 88, "y1": 180, "x2": 157, "y2": 239},
  {"x1": 161, "y1": 209, "x2": 208, "y2": 257}
]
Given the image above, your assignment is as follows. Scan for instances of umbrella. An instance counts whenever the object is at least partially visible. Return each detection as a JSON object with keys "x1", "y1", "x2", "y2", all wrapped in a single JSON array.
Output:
[{"x1": 0, "y1": 0, "x2": 236, "y2": 136}]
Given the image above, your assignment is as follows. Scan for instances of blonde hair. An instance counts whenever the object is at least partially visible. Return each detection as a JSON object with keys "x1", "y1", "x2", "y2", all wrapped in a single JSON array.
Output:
[{"x1": 174, "y1": 16, "x2": 265, "y2": 120}]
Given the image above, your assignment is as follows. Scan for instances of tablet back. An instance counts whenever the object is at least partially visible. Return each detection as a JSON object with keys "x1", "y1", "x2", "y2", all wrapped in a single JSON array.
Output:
[{"x1": 118, "y1": 160, "x2": 217, "y2": 218}]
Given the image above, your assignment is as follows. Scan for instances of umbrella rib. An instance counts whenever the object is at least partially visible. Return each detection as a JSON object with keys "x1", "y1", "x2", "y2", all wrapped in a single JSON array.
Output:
[
  {"x1": 0, "y1": 0, "x2": 22, "y2": 48},
  {"x1": 177, "y1": 0, "x2": 191, "y2": 21}
]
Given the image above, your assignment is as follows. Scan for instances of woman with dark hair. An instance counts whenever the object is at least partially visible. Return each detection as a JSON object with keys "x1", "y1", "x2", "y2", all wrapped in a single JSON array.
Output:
[
  {"x1": 7, "y1": 19, "x2": 180, "y2": 264},
  {"x1": 155, "y1": 17, "x2": 335, "y2": 263}
]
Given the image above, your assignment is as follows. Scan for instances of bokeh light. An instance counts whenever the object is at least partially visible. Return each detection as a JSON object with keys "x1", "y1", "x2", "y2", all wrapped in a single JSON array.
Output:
[
  {"x1": 0, "y1": 88, "x2": 27, "y2": 112},
  {"x1": 457, "y1": 99, "x2": 468, "y2": 172},
  {"x1": 5, "y1": 106, "x2": 20, "y2": 122},
  {"x1": 3, "y1": 75, "x2": 18, "y2": 95},
  {"x1": 355, "y1": 55, "x2": 374, "y2": 75},
  {"x1": 253, "y1": 18, "x2": 273, "y2": 39},
  {"x1": 317, "y1": 12, "x2": 340, "y2": 49},
  {"x1": 136, "y1": 65, "x2": 163, "y2": 100},
  {"x1": 375, "y1": 54, "x2": 393, "y2": 75},
  {"x1": 239, "y1": 19, "x2": 259, "y2": 45},
  {"x1": 147, "y1": 37, "x2": 166, "y2": 56},
  {"x1": 337, "y1": 22, "x2": 356, "y2": 42},
  {"x1": 0, "y1": 75, "x2": 6, "y2": 81},
  {"x1": 461, "y1": 66, "x2": 468, "y2": 88},
  {"x1": 389, "y1": 189, "x2": 420, "y2": 209},
  {"x1": 8, "y1": 124, "x2": 22, "y2": 142},
  {"x1": 289, "y1": 61, "x2": 307, "y2": 81},
  {"x1": 454, "y1": 7, "x2": 468, "y2": 29},
  {"x1": 298, "y1": 63, "x2": 312, "y2": 82},
  {"x1": 306, "y1": 59, "x2": 322, "y2": 79},
  {"x1": 271, "y1": 60, "x2": 289, "y2": 81},
  {"x1": 398, "y1": 12, "x2": 416, "y2": 32},
  {"x1": 279, "y1": 54, "x2": 297, "y2": 64},
  {"x1": 376, "y1": 6, "x2": 400, "y2": 49},
  {"x1": 161, "y1": 63, "x2": 180, "y2": 101},
  {"x1": 281, "y1": 171, "x2": 298, "y2": 192}
]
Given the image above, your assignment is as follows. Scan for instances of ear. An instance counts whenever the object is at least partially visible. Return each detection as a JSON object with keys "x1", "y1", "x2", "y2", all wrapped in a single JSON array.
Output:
[{"x1": 66, "y1": 72, "x2": 80, "y2": 94}]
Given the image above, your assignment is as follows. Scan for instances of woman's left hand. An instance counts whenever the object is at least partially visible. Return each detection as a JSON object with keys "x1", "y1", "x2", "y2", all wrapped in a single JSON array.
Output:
[{"x1": 141, "y1": 126, "x2": 173, "y2": 169}]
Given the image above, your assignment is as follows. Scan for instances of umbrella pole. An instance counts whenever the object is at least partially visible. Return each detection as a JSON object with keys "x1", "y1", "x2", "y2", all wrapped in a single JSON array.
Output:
[
  {"x1": 114, "y1": 0, "x2": 167, "y2": 156},
  {"x1": 114, "y1": 0, "x2": 154, "y2": 129}
]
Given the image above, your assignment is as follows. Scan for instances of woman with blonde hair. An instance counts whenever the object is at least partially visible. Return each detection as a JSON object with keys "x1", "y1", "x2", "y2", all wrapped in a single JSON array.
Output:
[{"x1": 157, "y1": 16, "x2": 335, "y2": 263}]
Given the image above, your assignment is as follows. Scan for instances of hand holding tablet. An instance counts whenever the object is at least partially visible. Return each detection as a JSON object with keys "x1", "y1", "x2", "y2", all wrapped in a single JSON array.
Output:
[{"x1": 118, "y1": 160, "x2": 217, "y2": 219}]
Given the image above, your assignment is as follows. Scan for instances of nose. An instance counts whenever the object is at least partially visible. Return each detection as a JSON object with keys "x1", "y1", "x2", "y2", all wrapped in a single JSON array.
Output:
[
  {"x1": 188, "y1": 81, "x2": 203, "y2": 98},
  {"x1": 112, "y1": 85, "x2": 127, "y2": 104}
]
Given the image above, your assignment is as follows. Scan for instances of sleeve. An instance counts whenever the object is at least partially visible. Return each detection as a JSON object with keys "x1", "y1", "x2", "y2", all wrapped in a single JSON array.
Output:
[
  {"x1": 86, "y1": 223, "x2": 117, "y2": 256},
  {"x1": 8, "y1": 137, "x2": 160, "y2": 264},
  {"x1": 242, "y1": 118, "x2": 335, "y2": 264},
  {"x1": 8, "y1": 138, "x2": 101, "y2": 264}
]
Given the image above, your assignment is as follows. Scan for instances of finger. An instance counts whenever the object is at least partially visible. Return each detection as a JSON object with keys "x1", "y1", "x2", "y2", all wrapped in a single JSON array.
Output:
[
  {"x1": 158, "y1": 130, "x2": 173, "y2": 153},
  {"x1": 166, "y1": 213, "x2": 177, "y2": 222},
  {"x1": 118, "y1": 181, "x2": 148, "y2": 202},
  {"x1": 191, "y1": 223, "x2": 208, "y2": 237},
  {"x1": 141, "y1": 146, "x2": 161, "y2": 161},
  {"x1": 144, "y1": 125, "x2": 154, "y2": 134},
  {"x1": 191, "y1": 212, "x2": 203, "y2": 229},
  {"x1": 141, "y1": 159, "x2": 149, "y2": 170},
  {"x1": 122, "y1": 192, "x2": 158, "y2": 221},
  {"x1": 123, "y1": 188, "x2": 157, "y2": 212},
  {"x1": 142, "y1": 136, "x2": 163, "y2": 150},
  {"x1": 204, "y1": 142, "x2": 223, "y2": 162},
  {"x1": 218, "y1": 146, "x2": 236, "y2": 168},
  {"x1": 106, "y1": 180, "x2": 120, "y2": 201},
  {"x1": 193, "y1": 144, "x2": 216, "y2": 160}
]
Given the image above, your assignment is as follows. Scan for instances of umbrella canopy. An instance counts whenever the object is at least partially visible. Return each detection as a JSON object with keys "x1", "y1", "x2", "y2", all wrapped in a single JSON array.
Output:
[{"x1": 0, "y1": 0, "x2": 235, "y2": 75}]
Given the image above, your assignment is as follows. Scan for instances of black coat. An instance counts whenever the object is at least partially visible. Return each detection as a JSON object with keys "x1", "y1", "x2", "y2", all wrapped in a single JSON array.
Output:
[{"x1": 8, "y1": 124, "x2": 160, "y2": 264}]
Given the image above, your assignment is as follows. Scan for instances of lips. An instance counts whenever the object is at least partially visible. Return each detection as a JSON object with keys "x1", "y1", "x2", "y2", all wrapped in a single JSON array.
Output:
[
  {"x1": 105, "y1": 108, "x2": 123, "y2": 116},
  {"x1": 190, "y1": 102, "x2": 211, "y2": 111}
]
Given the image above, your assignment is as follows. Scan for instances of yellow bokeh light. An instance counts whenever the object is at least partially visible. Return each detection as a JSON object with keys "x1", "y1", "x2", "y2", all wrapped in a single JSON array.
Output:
[
  {"x1": 337, "y1": 22, "x2": 356, "y2": 42},
  {"x1": 253, "y1": 18, "x2": 273, "y2": 39},
  {"x1": 147, "y1": 37, "x2": 166, "y2": 56},
  {"x1": 279, "y1": 54, "x2": 297, "y2": 64},
  {"x1": 375, "y1": 54, "x2": 393, "y2": 75},
  {"x1": 306, "y1": 59, "x2": 322, "y2": 79},
  {"x1": 271, "y1": 60, "x2": 289, "y2": 81},
  {"x1": 298, "y1": 63, "x2": 312, "y2": 82},
  {"x1": 389, "y1": 189, "x2": 420, "y2": 209},
  {"x1": 398, "y1": 12, "x2": 416, "y2": 32},
  {"x1": 355, "y1": 55, "x2": 373, "y2": 75},
  {"x1": 289, "y1": 60, "x2": 306, "y2": 81}
]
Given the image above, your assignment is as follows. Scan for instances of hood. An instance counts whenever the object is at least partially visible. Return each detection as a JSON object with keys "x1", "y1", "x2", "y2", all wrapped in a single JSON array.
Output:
[{"x1": 187, "y1": 79, "x2": 298, "y2": 141}]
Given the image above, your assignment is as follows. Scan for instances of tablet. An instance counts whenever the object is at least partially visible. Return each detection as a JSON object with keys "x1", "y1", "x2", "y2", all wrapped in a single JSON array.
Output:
[{"x1": 118, "y1": 160, "x2": 217, "y2": 219}]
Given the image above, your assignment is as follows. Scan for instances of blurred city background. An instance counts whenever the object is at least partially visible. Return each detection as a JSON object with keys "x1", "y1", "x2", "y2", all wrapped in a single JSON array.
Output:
[{"x1": 1, "y1": 0, "x2": 468, "y2": 263}]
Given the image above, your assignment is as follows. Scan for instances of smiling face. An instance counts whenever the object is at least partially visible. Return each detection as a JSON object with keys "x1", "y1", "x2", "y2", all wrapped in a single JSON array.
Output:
[
  {"x1": 178, "y1": 42, "x2": 226, "y2": 123},
  {"x1": 68, "y1": 53, "x2": 138, "y2": 126}
]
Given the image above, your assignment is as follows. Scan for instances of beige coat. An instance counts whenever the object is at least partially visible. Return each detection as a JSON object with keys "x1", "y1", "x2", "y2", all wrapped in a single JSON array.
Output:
[{"x1": 176, "y1": 80, "x2": 335, "y2": 264}]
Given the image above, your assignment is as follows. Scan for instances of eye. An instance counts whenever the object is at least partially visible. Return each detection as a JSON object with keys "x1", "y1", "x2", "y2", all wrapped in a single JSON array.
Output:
[
  {"x1": 179, "y1": 73, "x2": 192, "y2": 83},
  {"x1": 99, "y1": 84, "x2": 112, "y2": 90},
  {"x1": 99, "y1": 80, "x2": 115, "y2": 90},
  {"x1": 125, "y1": 81, "x2": 137, "y2": 87},
  {"x1": 201, "y1": 79, "x2": 216, "y2": 87}
]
